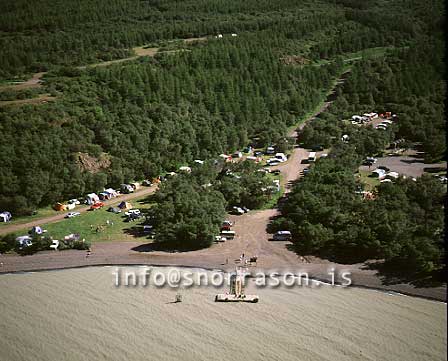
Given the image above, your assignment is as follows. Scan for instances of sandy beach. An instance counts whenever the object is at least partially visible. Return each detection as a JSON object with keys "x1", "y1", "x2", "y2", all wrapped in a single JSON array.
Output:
[{"x1": 0, "y1": 266, "x2": 446, "y2": 361}]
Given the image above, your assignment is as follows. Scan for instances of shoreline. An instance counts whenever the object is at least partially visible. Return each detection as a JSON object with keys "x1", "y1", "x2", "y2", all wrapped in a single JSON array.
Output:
[{"x1": 1, "y1": 259, "x2": 446, "y2": 303}]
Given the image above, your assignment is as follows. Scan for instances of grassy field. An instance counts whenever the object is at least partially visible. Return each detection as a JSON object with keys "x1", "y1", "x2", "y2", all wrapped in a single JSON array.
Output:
[
  {"x1": 0, "y1": 206, "x2": 59, "y2": 229},
  {"x1": 41, "y1": 198, "x2": 154, "y2": 243},
  {"x1": 261, "y1": 172, "x2": 284, "y2": 210}
]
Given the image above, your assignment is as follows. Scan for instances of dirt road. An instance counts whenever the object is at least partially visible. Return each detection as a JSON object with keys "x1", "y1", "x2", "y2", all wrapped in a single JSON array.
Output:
[
  {"x1": 0, "y1": 185, "x2": 158, "y2": 236},
  {"x1": 0, "y1": 72, "x2": 46, "y2": 91}
]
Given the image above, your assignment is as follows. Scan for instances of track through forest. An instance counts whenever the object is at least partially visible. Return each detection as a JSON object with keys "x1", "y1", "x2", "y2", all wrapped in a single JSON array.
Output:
[{"x1": 0, "y1": 37, "x2": 208, "y2": 96}]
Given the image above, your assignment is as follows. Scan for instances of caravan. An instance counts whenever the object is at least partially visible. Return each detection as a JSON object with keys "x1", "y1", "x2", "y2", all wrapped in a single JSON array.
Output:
[{"x1": 307, "y1": 152, "x2": 316, "y2": 163}]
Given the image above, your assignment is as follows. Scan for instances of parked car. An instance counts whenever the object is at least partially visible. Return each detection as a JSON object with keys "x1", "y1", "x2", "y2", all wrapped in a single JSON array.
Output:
[
  {"x1": 142, "y1": 180, "x2": 152, "y2": 186},
  {"x1": 125, "y1": 209, "x2": 141, "y2": 216},
  {"x1": 68, "y1": 199, "x2": 81, "y2": 205},
  {"x1": 65, "y1": 212, "x2": 81, "y2": 218},
  {"x1": 254, "y1": 151, "x2": 263, "y2": 157},
  {"x1": 215, "y1": 236, "x2": 226, "y2": 242},
  {"x1": 241, "y1": 206, "x2": 250, "y2": 213},
  {"x1": 15, "y1": 236, "x2": 33, "y2": 249},
  {"x1": 107, "y1": 207, "x2": 121, "y2": 213},
  {"x1": 363, "y1": 157, "x2": 377, "y2": 166},
  {"x1": 231, "y1": 206, "x2": 245, "y2": 215},
  {"x1": 90, "y1": 202, "x2": 105, "y2": 210},
  {"x1": 272, "y1": 230, "x2": 292, "y2": 241},
  {"x1": 126, "y1": 213, "x2": 141, "y2": 222}
]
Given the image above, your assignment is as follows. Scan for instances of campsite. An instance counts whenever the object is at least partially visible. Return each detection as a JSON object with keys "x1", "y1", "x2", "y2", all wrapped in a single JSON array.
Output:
[{"x1": 0, "y1": 2, "x2": 446, "y2": 361}]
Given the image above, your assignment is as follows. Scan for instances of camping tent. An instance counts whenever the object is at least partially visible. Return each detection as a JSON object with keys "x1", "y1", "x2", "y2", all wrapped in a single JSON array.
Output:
[
  {"x1": 104, "y1": 188, "x2": 118, "y2": 197},
  {"x1": 118, "y1": 201, "x2": 132, "y2": 210},
  {"x1": 86, "y1": 193, "x2": 100, "y2": 205},
  {"x1": 30, "y1": 226, "x2": 44, "y2": 235},
  {"x1": 0, "y1": 211, "x2": 12, "y2": 222},
  {"x1": 53, "y1": 202, "x2": 68, "y2": 211},
  {"x1": 99, "y1": 192, "x2": 111, "y2": 200}
]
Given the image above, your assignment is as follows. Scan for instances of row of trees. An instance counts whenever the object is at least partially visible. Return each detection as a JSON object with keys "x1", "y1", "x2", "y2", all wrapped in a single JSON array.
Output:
[{"x1": 0, "y1": 232, "x2": 90, "y2": 255}]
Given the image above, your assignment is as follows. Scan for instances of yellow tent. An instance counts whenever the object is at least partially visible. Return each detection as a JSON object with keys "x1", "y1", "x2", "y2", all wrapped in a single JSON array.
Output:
[{"x1": 53, "y1": 202, "x2": 68, "y2": 211}]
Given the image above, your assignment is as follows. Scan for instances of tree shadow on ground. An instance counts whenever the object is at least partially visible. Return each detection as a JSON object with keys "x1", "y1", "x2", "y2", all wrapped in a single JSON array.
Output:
[
  {"x1": 400, "y1": 158, "x2": 424, "y2": 164},
  {"x1": 361, "y1": 261, "x2": 446, "y2": 288},
  {"x1": 123, "y1": 224, "x2": 150, "y2": 239},
  {"x1": 136, "y1": 195, "x2": 157, "y2": 206},
  {"x1": 131, "y1": 241, "x2": 205, "y2": 253}
]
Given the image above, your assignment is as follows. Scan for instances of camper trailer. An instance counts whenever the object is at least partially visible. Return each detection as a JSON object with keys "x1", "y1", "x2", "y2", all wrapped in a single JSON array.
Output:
[{"x1": 307, "y1": 152, "x2": 316, "y2": 163}]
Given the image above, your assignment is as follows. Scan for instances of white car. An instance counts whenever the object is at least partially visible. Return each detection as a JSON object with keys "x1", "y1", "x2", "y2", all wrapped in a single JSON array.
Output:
[
  {"x1": 267, "y1": 159, "x2": 280, "y2": 166},
  {"x1": 125, "y1": 209, "x2": 141, "y2": 216},
  {"x1": 231, "y1": 206, "x2": 245, "y2": 215},
  {"x1": 272, "y1": 231, "x2": 292, "y2": 241},
  {"x1": 65, "y1": 212, "x2": 81, "y2": 218},
  {"x1": 68, "y1": 199, "x2": 81, "y2": 205}
]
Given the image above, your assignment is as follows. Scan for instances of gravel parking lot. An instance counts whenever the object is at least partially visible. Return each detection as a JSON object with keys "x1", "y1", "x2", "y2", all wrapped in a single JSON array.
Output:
[{"x1": 359, "y1": 151, "x2": 446, "y2": 178}]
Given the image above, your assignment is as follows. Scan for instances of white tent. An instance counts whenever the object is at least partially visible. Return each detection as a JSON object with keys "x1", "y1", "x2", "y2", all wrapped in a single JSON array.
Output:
[
  {"x1": 86, "y1": 193, "x2": 100, "y2": 205},
  {"x1": 0, "y1": 211, "x2": 11, "y2": 222}
]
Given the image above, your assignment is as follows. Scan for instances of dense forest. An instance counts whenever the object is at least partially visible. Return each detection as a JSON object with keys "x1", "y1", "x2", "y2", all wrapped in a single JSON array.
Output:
[{"x1": 275, "y1": 4, "x2": 446, "y2": 274}]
